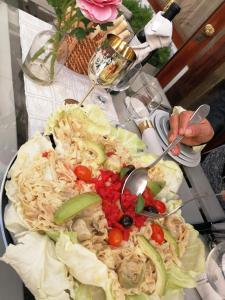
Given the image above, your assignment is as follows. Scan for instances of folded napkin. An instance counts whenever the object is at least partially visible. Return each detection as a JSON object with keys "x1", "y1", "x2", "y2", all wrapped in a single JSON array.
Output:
[
  {"x1": 130, "y1": 12, "x2": 172, "y2": 64},
  {"x1": 172, "y1": 106, "x2": 206, "y2": 153},
  {"x1": 141, "y1": 121, "x2": 164, "y2": 155}
]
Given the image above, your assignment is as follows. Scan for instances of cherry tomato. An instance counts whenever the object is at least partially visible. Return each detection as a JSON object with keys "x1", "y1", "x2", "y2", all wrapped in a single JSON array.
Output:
[
  {"x1": 142, "y1": 188, "x2": 154, "y2": 205},
  {"x1": 151, "y1": 223, "x2": 164, "y2": 245},
  {"x1": 42, "y1": 151, "x2": 49, "y2": 158},
  {"x1": 108, "y1": 228, "x2": 123, "y2": 247},
  {"x1": 74, "y1": 165, "x2": 92, "y2": 182},
  {"x1": 154, "y1": 200, "x2": 166, "y2": 214},
  {"x1": 106, "y1": 151, "x2": 115, "y2": 157}
]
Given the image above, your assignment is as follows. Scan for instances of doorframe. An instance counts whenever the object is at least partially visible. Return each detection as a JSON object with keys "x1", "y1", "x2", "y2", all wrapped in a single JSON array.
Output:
[{"x1": 155, "y1": 1, "x2": 225, "y2": 90}]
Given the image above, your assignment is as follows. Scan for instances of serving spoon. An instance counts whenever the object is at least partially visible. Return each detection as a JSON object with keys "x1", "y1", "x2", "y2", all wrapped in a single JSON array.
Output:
[{"x1": 121, "y1": 104, "x2": 210, "y2": 197}]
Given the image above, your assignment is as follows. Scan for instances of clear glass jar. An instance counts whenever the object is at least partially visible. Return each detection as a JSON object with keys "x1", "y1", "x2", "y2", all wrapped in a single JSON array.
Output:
[{"x1": 22, "y1": 30, "x2": 68, "y2": 85}]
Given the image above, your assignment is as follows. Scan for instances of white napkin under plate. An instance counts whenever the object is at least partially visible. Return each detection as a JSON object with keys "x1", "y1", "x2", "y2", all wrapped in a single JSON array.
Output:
[
  {"x1": 142, "y1": 125, "x2": 164, "y2": 155},
  {"x1": 130, "y1": 12, "x2": 172, "y2": 63}
]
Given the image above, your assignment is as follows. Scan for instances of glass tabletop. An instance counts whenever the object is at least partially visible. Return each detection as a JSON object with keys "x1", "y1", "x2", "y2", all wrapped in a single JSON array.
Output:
[
  {"x1": 0, "y1": 1, "x2": 27, "y2": 171},
  {"x1": 1, "y1": 0, "x2": 225, "y2": 224},
  {"x1": 0, "y1": 2, "x2": 225, "y2": 299}
]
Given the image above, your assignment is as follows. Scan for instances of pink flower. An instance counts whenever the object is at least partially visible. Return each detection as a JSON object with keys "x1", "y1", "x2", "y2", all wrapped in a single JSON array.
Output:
[{"x1": 77, "y1": 0, "x2": 121, "y2": 23}]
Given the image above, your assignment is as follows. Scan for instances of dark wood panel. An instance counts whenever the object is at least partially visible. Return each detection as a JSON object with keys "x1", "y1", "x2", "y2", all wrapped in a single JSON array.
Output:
[
  {"x1": 156, "y1": 1, "x2": 225, "y2": 88},
  {"x1": 147, "y1": 0, "x2": 184, "y2": 48},
  {"x1": 166, "y1": 34, "x2": 225, "y2": 106}
]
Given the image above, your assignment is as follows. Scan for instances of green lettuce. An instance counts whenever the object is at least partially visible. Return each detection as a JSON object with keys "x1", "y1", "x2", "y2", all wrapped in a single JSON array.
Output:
[
  {"x1": 148, "y1": 289, "x2": 184, "y2": 300},
  {"x1": 165, "y1": 225, "x2": 205, "y2": 293},
  {"x1": 1, "y1": 232, "x2": 75, "y2": 300},
  {"x1": 45, "y1": 104, "x2": 111, "y2": 138},
  {"x1": 126, "y1": 294, "x2": 149, "y2": 300},
  {"x1": 166, "y1": 264, "x2": 196, "y2": 290},
  {"x1": 132, "y1": 153, "x2": 183, "y2": 200},
  {"x1": 75, "y1": 284, "x2": 106, "y2": 300},
  {"x1": 55, "y1": 233, "x2": 115, "y2": 300},
  {"x1": 110, "y1": 127, "x2": 145, "y2": 154},
  {"x1": 180, "y1": 224, "x2": 205, "y2": 276}
]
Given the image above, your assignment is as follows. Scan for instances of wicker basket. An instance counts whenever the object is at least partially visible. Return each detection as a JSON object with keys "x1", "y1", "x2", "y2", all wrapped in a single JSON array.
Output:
[{"x1": 65, "y1": 32, "x2": 106, "y2": 75}]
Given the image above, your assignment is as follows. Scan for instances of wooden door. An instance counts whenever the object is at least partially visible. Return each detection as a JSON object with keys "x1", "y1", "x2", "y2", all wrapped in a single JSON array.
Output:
[{"x1": 155, "y1": 1, "x2": 225, "y2": 107}]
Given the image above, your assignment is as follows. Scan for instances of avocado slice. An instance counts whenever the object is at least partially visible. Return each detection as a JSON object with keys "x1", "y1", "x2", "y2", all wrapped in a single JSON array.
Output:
[
  {"x1": 163, "y1": 228, "x2": 179, "y2": 257},
  {"x1": 147, "y1": 181, "x2": 165, "y2": 196},
  {"x1": 54, "y1": 192, "x2": 101, "y2": 225},
  {"x1": 126, "y1": 295, "x2": 148, "y2": 300},
  {"x1": 84, "y1": 140, "x2": 106, "y2": 165},
  {"x1": 137, "y1": 236, "x2": 166, "y2": 296},
  {"x1": 46, "y1": 230, "x2": 77, "y2": 243}
]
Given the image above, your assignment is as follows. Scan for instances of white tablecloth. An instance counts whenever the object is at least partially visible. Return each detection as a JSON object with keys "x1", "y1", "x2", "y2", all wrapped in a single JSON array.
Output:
[{"x1": 18, "y1": 10, "x2": 118, "y2": 138}]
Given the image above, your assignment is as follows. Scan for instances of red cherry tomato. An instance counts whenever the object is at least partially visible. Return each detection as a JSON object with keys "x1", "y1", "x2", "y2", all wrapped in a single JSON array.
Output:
[
  {"x1": 154, "y1": 200, "x2": 166, "y2": 214},
  {"x1": 151, "y1": 223, "x2": 164, "y2": 245},
  {"x1": 108, "y1": 228, "x2": 123, "y2": 247},
  {"x1": 74, "y1": 165, "x2": 92, "y2": 182},
  {"x1": 142, "y1": 188, "x2": 154, "y2": 205},
  {"x1": 42, "y1": 151, "x2": 49, "y2": 158},
  {"x1": 106, "y1": 151, "x2": 115, "y2": 157}
]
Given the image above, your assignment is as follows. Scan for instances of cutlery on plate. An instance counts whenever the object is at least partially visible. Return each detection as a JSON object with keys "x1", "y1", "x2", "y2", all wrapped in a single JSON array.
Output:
[{"x1": 121, "y1": 104, "x2": 210, "y2": 197}]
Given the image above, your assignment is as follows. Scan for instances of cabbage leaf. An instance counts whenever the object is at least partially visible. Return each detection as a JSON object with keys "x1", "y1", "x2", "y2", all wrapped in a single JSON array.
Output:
[
  {"x1": 1, "y1": 232, "x2": 75, "y2": 300},
  {"x1": 132, "y1": 153, "x2": 183, "y2": 200},
  {"x1": 55, "y1": 233, "x2": 114, "y2": 300}
]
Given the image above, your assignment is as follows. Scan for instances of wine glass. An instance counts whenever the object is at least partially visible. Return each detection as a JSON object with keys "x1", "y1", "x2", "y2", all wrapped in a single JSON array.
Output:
[
  {"x1": 124, "y1": 83, "x2": 163, "y2": 124},
  {"x1": 79, "y1": 34, "x2": 136, "y2": 106},
  {"x1": 197, "y1": 241, "x2": 225, "y2": 299}
]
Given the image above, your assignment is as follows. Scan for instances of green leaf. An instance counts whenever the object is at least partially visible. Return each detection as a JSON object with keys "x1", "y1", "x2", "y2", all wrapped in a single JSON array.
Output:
[
  {"x1": 75, "y1": 7, "x2": 85, "y2": 19},
  {"x1": 86, "y1": 27, "x2": 95, "y2": 34},
  {"x1": 100, "y1": 22, "x2": 113, "y2": 31},
  {"x1": 70, "y1": 27, "x2": 86, "y2": 40},
  {"x1": 82, "y1": 18, "x2": 91, "y2": 27},
  {"x1": 135, "y1": 195, "x2": 145, "y2": 213},
  {"x1": 120, "y1": 167, "x2": 131, "y2": 179},
  {"x1": 123, "y1": 0, "x2": 153, "y2": 33}
]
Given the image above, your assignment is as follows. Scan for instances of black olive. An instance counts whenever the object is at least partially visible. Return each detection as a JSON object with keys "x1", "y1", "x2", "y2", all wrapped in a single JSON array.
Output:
[
  {"x1": 144, "y1": 205, "x2": 158, "y2": 214},
  {"x1": 119, "y1": 215, "x2": 133, "y2": 228},
  {"x1": 48, "y1": 134, "x2": 56, "y2": 149}
]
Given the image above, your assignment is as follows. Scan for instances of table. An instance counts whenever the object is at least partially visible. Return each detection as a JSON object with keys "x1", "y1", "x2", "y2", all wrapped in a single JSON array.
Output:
[{"x1": 0, "y1": 2, "x2": 224, "y2": 299}]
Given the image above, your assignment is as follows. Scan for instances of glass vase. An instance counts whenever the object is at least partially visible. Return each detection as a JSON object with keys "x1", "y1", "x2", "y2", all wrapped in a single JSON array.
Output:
[{"x1": 22, "y1": 30, "x2": 68, "y2": 85}]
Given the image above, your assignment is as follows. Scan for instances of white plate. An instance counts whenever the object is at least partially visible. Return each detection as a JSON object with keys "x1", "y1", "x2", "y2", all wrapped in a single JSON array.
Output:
[
  {"x1": 152, "y1": 112, "x2": 200, "y2": 167},
  {"x1": 160, "y1": 116, "x2": 201, "y2": 160},
  {"x1": 154, "y1": 131, "x2": 201, "y2": 167},
  {"x1": 154, "y1": 113, "x2": 201, "y2": 161},
  {"x1": 155, "y1": 119, "x2": 200, "y2": 163}
]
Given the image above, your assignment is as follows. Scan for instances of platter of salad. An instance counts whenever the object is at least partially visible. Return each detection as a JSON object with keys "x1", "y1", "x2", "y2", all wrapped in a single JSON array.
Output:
[{"x1": 0, "y1": 104, "x2": 205, "y2": 300}]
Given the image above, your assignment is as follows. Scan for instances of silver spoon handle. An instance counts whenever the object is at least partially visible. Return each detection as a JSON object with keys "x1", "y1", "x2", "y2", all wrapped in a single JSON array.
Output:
[{"x1": 147, "y1": 104, "x2": 210, "y2": 169}]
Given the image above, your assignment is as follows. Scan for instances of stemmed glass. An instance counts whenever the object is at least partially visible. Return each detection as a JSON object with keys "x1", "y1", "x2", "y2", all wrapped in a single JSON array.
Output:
[
  {"x1": 124, "y1": 83, "x2": 163, "y2": 124},
  {"x1": 197, "y1": 241, "x2": 225, "y2": 299},
  {"x1": 79, "y1": 34, "x2": 136, "y2": 106}
]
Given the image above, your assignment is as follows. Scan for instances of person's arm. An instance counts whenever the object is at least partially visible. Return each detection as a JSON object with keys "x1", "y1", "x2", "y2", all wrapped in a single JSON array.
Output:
[
  {"x1": 168, "y1": 112, "x2": 214, "y2": 155},
  {"x1": 168, "y1": 83, "x2": 225, "y2": 155},
  {"x1": 206, "y1": 86, "x2": 225, "y2": 137}
]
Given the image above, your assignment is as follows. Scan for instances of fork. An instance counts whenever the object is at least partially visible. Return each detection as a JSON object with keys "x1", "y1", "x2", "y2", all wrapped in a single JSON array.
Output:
[{"x1": 138, "y1": 196, "x2": 204, "y2": 220}]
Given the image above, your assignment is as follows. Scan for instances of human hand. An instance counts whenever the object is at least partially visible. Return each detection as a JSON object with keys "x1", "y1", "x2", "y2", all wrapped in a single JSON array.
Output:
[{"x1": 168, "y1": 111, "x2": 214, "y2": 156}]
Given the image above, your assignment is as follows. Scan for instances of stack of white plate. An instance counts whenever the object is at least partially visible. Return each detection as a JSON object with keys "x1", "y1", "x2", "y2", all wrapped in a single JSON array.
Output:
[{"x1": 152, "y1": 111, "x2": 201, "y2": 167}]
